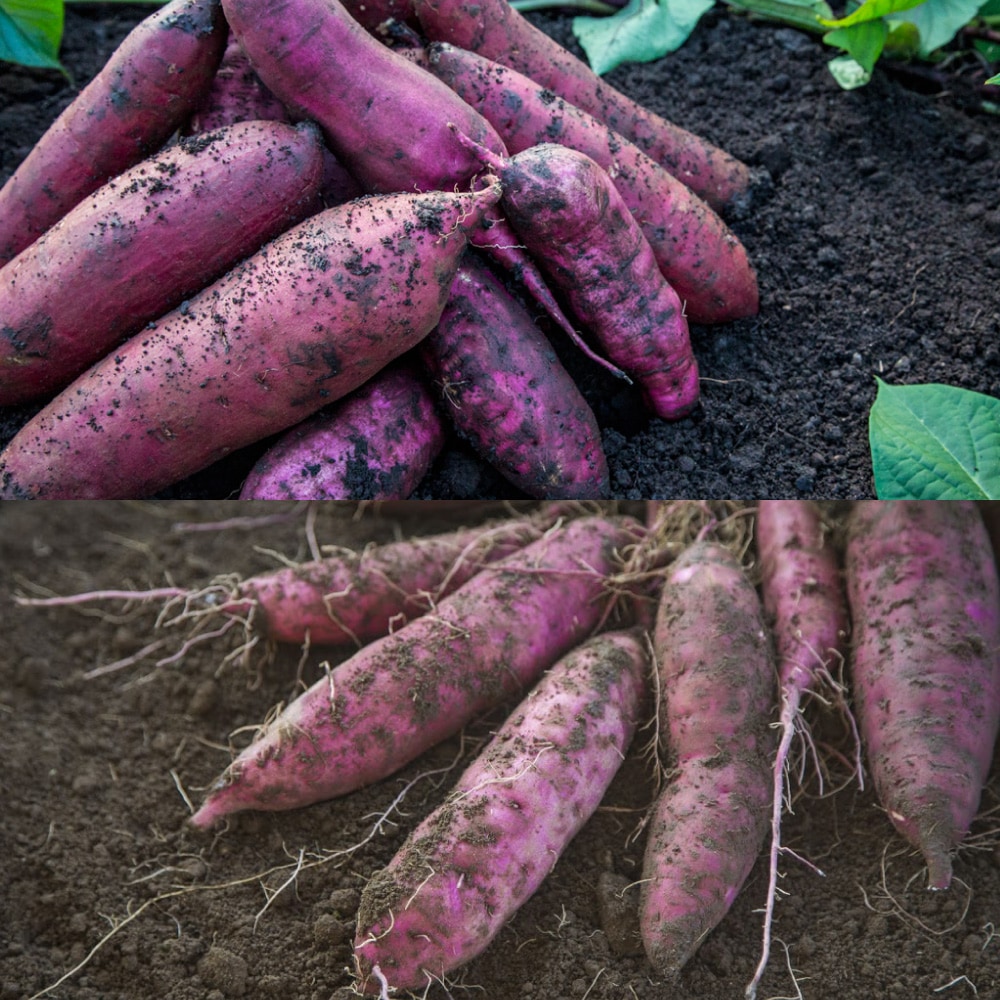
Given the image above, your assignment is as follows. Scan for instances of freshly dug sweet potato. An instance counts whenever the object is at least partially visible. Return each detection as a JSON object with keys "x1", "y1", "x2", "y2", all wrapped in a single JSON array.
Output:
[
  {"x1": 0, "y1": 0, "x2": 227, "y2": 265},
  {"x1": 188, "y1": 513, "x2": 644, "y2": 827},
  {"x1": 640, "y1": 541, "x2": 775, "y2": 977},
  {"x1": 353, "y1": 628, "x2": 649, "y2": 993},
  {"x1": 0, "y1": 120, "x2": 325, "y2": 406},
  {"x1": 184, "y1": 29, "x2": 290, "y2": 134},
  {"x1": 221, "y1": 0, "x2": 507, "y2": 194},
  {"x1": 845, "y1": 501, "x2": 1000, "y2": 889},
  {"x1": 421, "y1": 255, "x2": 609, "y2": 498},
  {"x1": 239, "y1": 364, "x2": 445, "y2": 499},
  {"x1": 460, "y1": 139, "x2": 699, "y2": 419},
  {"x1": 0, "y1": 182, "x2": 501, "y2": 499},
  {"x1": 427, "y1": 43, "x2": 758, "y2": 325},
  {"x1": 413, "y1": 0, "x2": 752, "y2": 212}
]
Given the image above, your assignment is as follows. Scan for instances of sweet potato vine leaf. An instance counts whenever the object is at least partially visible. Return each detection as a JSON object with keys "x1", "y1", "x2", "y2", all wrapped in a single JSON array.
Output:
[
  {"x1": 869, "y1": 377, "x2": 1000, "y2": 499},
  {"x1": 572, "y1": 0, "x2": 716, "y2": 74},
  {"x1": 0, "y1": 0, "x2": 63, "y2": 72}
]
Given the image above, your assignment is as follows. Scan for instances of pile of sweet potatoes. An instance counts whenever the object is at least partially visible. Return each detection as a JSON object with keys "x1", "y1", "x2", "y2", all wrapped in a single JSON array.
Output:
[
  {"x1": 0, "y1": 0, "x2": 760, "y2": 500},
  {"x1": 19, "y1": 499, "x2": 1000, "y2": 997}
]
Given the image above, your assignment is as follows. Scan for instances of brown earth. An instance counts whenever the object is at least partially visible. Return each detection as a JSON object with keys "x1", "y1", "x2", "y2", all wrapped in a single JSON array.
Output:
[
  {"x1": 2, "y1": 500, "x2": 1000, "y2": 1000},
  {"x1": 1, "y1": 5, "x2": 998, "y2": 499}
]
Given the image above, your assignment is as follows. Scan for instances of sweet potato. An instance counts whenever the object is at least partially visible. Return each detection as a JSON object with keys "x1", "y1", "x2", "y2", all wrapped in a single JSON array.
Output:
[
  {"x1": 184, "y1": 29, "x2": 290, "y2": 134},
  {"x1": 458, "y1": 138, "x2": 699, "y2": 419},
  {"x1": 640, "y1": 541, "x2": 775, "y2": 977},
  {"x1": 239, "y1": 363, "x2": 445, "y2": 500},
  {"x1": 188, "y1": 513, "x2": 644, "y2": 827},
  {"x1": 221, "y1": 0, "x2": 507, "y2": 195},
  {"x1": 413, "y1": 0, "x2": 752, "y2": 212},
  {"x1": 844, "y1": 501, "x2": 1000, "y2": 889},
  {"x1": 748, "y1": 499, "x2": 849, "y2": 997},
  {"x1": 0, "y1": 0, "x2": 227, "y2": 266},
  {"x1": 427, "y1": 42, "x2": 758, "y2": 325},
  {"x1": 353, "y1": 627, "x2": 649, "y2": 993},
  {"x1": 421, "y1": 255, "x2": 609, "y2": 498},
  {"x1": 0, "y1": 181, "x2": 501, "y2": 499},
  {"x1": 0, "y1": 120, "x2": 325, "y2": 407}
]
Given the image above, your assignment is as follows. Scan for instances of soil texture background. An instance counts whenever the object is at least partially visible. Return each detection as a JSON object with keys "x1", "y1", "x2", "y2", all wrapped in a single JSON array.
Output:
[
  {"x1": 1, "y1": 5, "x2": 999, "y2": 499},
  {"x1": 2, "y1": 500, "x2": 1000, "y2": 1000}
]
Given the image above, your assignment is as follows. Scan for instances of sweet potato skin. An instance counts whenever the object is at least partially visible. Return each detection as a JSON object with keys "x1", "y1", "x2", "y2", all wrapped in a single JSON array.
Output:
[
  {"x1": 845, "y1": 500, "x2": 1000, "y2": 889},
  {"x1": 188, "y1": 514, "x2": 644, "y2": 827},
  {"x1": 0, "y1": 0, "x2": 227, "y2": 265},
  {"x1": 0, "y1": 120, "x2": 325, "y2": 406},
  {"x1": 427, "y1": 43, "x2": 758, "y2": 325},
  {"x1": 640, "y1": 541, "x2": 774, "y2": 976},
  {"x1": 421, "y1": 255, "x2": 609, "y2": 498},
  {"x1": 222, "y1": 0, "x2": 506, "y2": 194},
  {"x1": 485, "y1": 142, "x2": 700, "y2": 420},
  {"x1": 224, "y1": 508, "x2": 561, "y2": 645},
  {"x1": 0, "y1": 183, "x2": 500, "y2": 499},
  {"x1": 353, "y1": 628, "x2": 649, "y2": 993},
  {"x1": 413, "y1": 0, "x2": 751, "y2": 212},
  {"x1": 239, "y1": 364, "x2": 445, "y2": 499}
]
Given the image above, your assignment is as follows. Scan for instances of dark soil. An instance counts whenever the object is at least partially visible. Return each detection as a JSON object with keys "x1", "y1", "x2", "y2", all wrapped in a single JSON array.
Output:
[
  {"x1": 3, "y1": 501, "x2": 1000, "y2": 1000},
  {"x1": 2, "y1": 5, "x2": 999, "y2": 499}
]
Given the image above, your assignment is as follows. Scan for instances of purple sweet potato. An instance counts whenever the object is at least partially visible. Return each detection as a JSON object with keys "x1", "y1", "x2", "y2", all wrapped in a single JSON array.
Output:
[
  {"x1": 0, "y1": 0, "x2": 227, "y2": 266},
  {"x1": 640, "y1": 541, "x2": 775, "y2": 977},
  {"x1": 0, "y1": 181, "x2": 501, "y2": 499},
  {"x1": 216, "y1": 505, "x2": 565, "y2": 644},
  {"x1": 421, "y1": 255, "x2": 609, "y2": 498},
  {"x1": 413, "y1": 0, "x2": 752, "y2": 212},
  {"x1": 188, "y1": 513, "x2": 645, "y2": 827},
  {"x1": 184, "y1": 29, "x2": 290, "y2": 134},
  {"x1": 427, "y1": 42, "x2": 758, "y2": 325},
  {"x1": 845, "y1": 500, "x2": 1000, "y2": 889},
  {"x1": 460, "y1": 139, "x2": 699, "y2": 419},
  {"x1": 239, "y1": 363, "x2": 445, "y2": 500},
  {"x1": 221, "y1": 0, "x2": 507, "y2": 194},
  {"x1": 353, "y1": 627, "x2": 649, "y2": 993},
  {"x1": 0, "y1": 120, "x2": 325, "y2": 406}
]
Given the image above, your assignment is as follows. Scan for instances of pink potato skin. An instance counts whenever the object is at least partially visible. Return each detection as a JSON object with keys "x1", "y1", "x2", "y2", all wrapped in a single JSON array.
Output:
[
  {"x1": 0, "y1": 183, "x2": 500, "y2": 499},
  {"x1": 0, "y1": 0, "x2": 227, "y2": 266},
  {"x1": 239, "y1": 364, "x2": 445, "y2": 500},
  {"x1": 188, "y1": 513, "x2": 645, "y2": 828},
  {"x1": 222, "y1": 507, "x2": 563, "y2": 645},
  {"x1": 353, "y1": 628, "x2": 649, "y2": 993},
  {"x1": 640, "y1": 541, "x2": 775, "y2": 976},
  {"x1": 412, "y1": 0, "x2": 751, "y2": 212},
  {"x1": 845, "y1": 501, "x2": 1000, "y2": 890},
  {"x1": 221, "y1": 0, "x2": 507, "y2": 194},
  {"x1": 427, "y1": 43, "x2": 758, "y2": 326},
  {"x1": 484, "y1": 142, "x2": 699, "y2": 420},
  {"x1": 756, "y1": 499, "x2": 848, "y2": 693},
  {"x1": 420, "y1": 255, "x2": 609, "y2": 499},
  {"x1": 0, "y1": 120, "x2": 325, "y2": 406},
  {"x1": 183, "y1": 29, "x2": 290, "y2": 134}
]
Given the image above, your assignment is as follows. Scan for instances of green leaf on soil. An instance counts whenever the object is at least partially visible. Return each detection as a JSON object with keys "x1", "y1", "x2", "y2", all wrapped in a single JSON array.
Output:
[
  {"x1": 869, "y1": 377, "x2": 1000, "y2": 499},
  {"x1": 886, "y1": 0, "x2": 991, "y2": 55},
  {"x1": 823, "y1": 18, "x2": 888, "y2": 71},
  {"x1": 0, "y1": 0, "x2": 64, "y2": 71},
  {"x1": 827, "y1": 52, "x2": 874, "y2": 85},
  {"x1": 573, "y1": 0, "x2": 715, "y2": 74},
  {"x1": 723, "y1": 0, "x2": 832, "y2": 33}
]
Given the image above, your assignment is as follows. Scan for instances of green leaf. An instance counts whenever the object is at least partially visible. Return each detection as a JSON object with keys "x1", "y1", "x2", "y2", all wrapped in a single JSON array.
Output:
[
  {"x1": 987, "y1": 71, "x2": 1000, "y2": 83},
  {"x1": 819, "y1": 0, "x2": 926, "y2": 29},
  {"x1": 0, "y1": 0, "x2": 64, "y2": 71},
  {"x1": 869, "y1": 378, "x2": 1000, "y2": 499},
  {"x1": 723, "y1": 0, "x2": 832, "y2": 32},
  {"x1": 827, "y1": 51, "x2": 874, "y2": 85},
  {"x1": 823, "y1": 18, "x2": 888, "y2": 70},
  {"x1": 573, "y1": 0, "x2": 715, "y2": 74},
  {"x1": 884, "y1": 18, "x2": 921, "y2": 55},
  {"x1": 886, "y1": 0, "x2": 990, "y2": 55}
]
